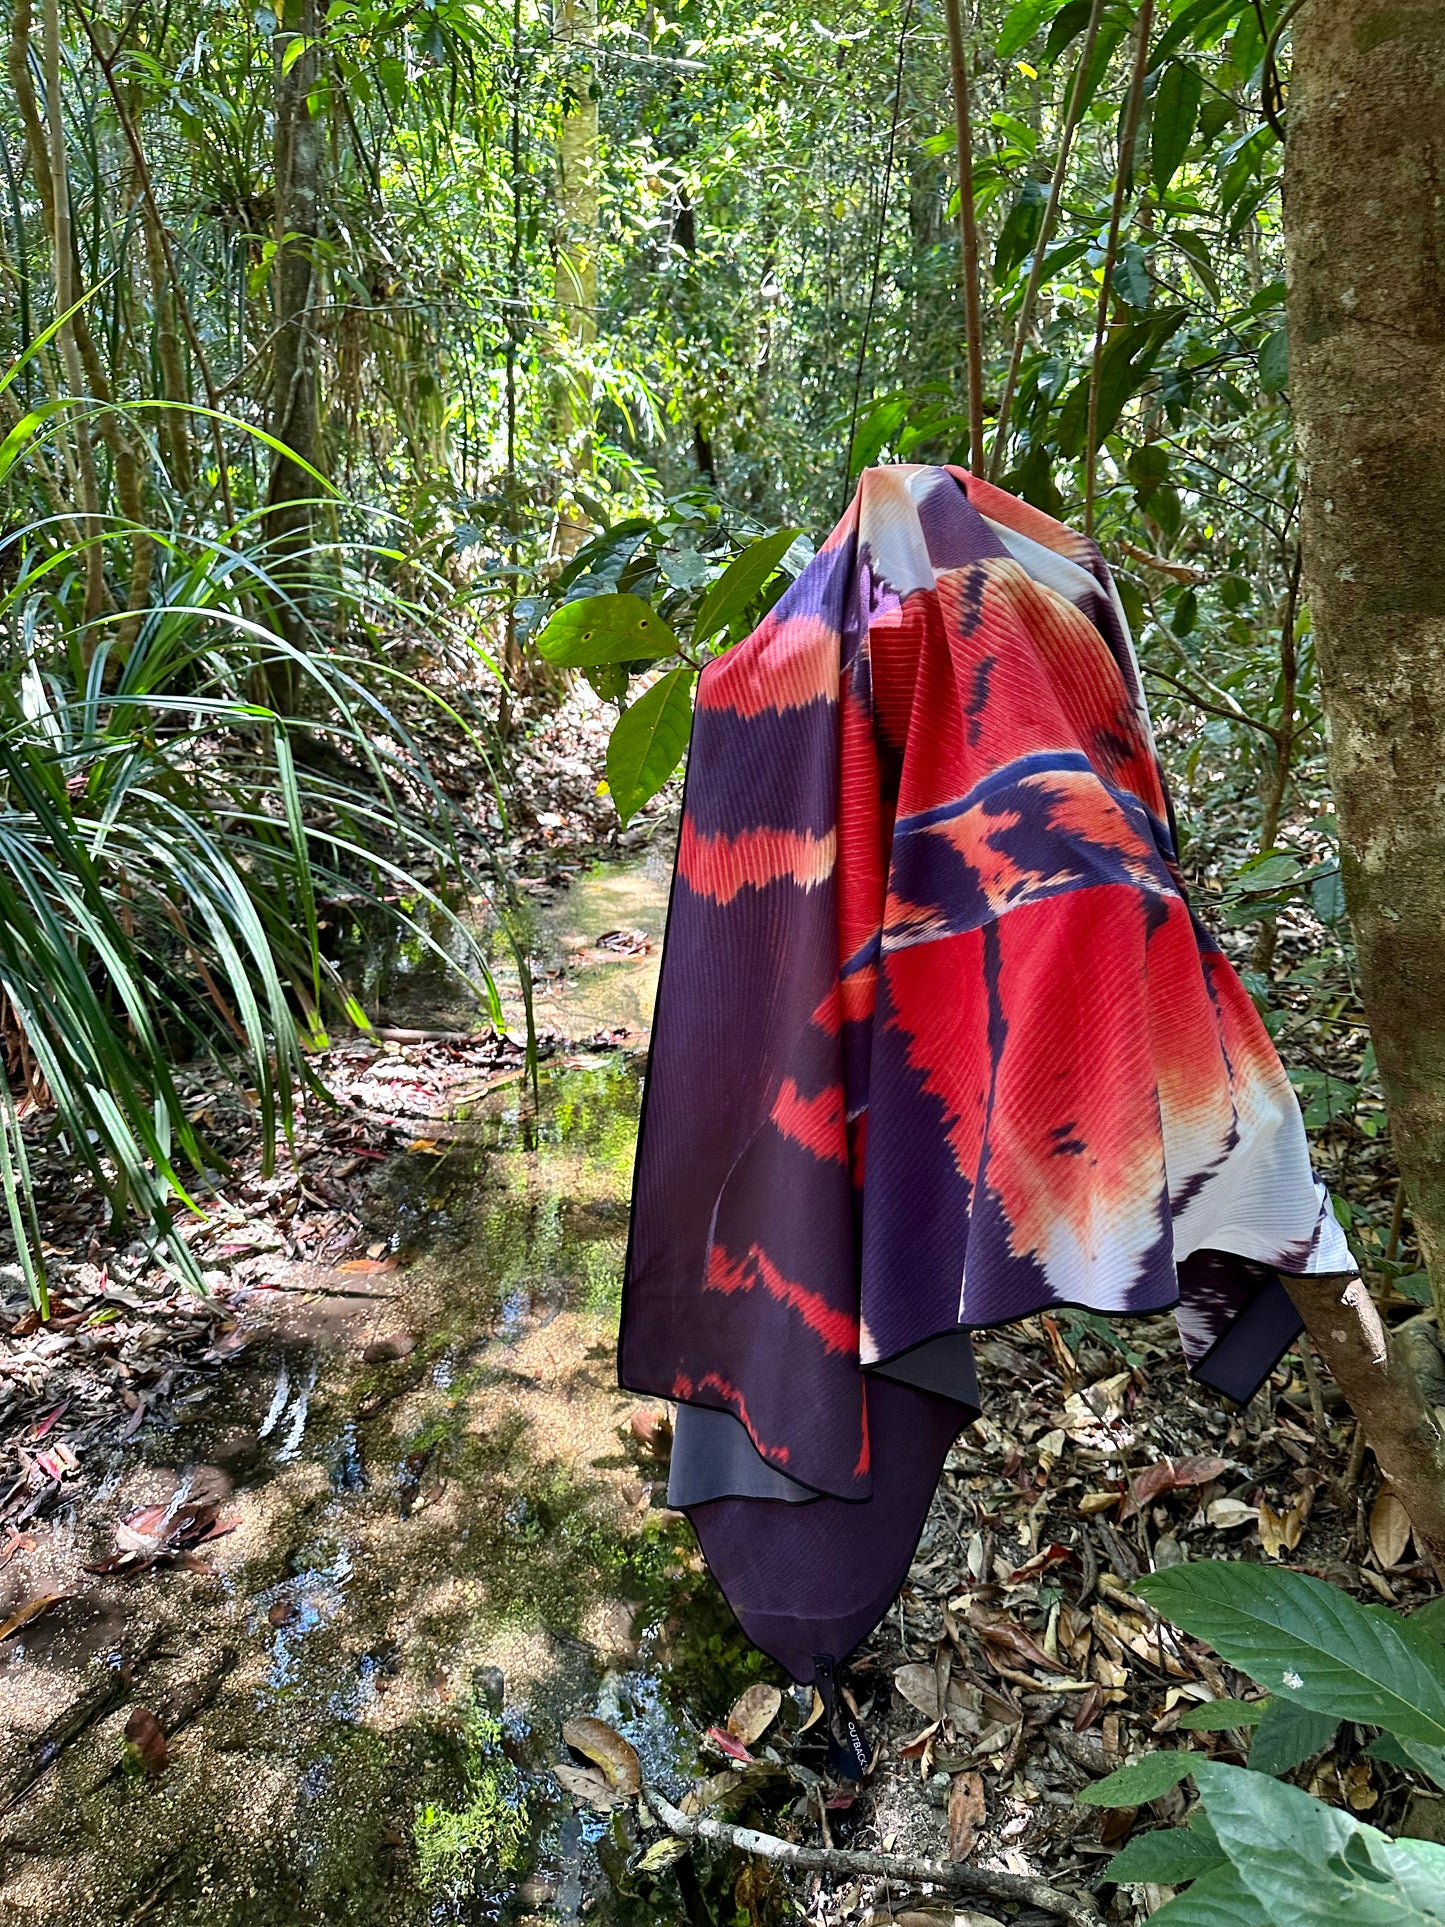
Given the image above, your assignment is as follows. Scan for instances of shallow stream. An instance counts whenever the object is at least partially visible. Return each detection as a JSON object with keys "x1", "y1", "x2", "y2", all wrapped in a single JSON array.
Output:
[{"x1": 0, "y1": 862, "x2": 786, "y2": 1926}]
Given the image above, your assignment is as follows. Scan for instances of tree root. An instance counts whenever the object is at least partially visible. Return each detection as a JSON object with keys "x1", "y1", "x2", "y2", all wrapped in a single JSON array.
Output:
[{"x1": 641, "y1": 1785, "x2": 1102, "y2": 1924}]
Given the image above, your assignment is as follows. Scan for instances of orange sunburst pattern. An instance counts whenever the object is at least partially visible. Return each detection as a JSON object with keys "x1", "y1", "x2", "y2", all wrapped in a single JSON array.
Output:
[
  {"x1": 623, "y1": 466, "x2": 1353, "y2": 1683},
  {"x1": 677, "y1": 822, "x2": 835, "y2": 903}
]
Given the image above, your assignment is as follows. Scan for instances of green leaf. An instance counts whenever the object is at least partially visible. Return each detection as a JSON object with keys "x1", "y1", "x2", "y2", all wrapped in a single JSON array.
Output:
[
  {"x1": 1176, "y1": 1697, "x2": 1269, "y2": 1731},
  {"x1": 1367, "y1": 1733, "x2": 1445, "y2": 1792},
  {"x1": 1152, "y1": 63, "x2": 1205, "y2": 195},
  {"x1": 1259, "y1": 327, "x2": 1290, "y2": 395},
  {"x1": 1151, "y1": 0, "x2": 1248, "y2": 69},
  {"x1": 1055, "y1": 310, "x2": 1185, "y2": 456},
  {"x1": 536, "y1": 593, "x2": 680, "y2": 668},
  {"x1": 1149, "y1": 1863, "x2": 1271, "y2": 1925},
  {"x1": 1412, "y1": 1596, "x2": 1445, "y2": 1647},
  {"x1": 692, "y1": 528, "x2": 802, "y2": 649},
  {"x1": 605, "y1": 666, "x2": 695, "y2": 824},
  {"x1": 1106, "y1": 1826, "x2": 1228, "y2": 1885},
  {"x1": 1192, "y1": 1758, "x2": 1445, "y2": 1925},
  {"x1": 994, "y1": 178, "x2": 1048, "y2": 284},
  {"x1": 1137, "y1": 1563, "x2": 1445, "y2": 1748},
  {"x1": 1172, "y1": 230, "x2": 1221, "y2": 303},
  {"x1": 848, "y1": 397, "x2": 910, "y2": 481},
  {"x1": 995, "y1": 0, "x2": 1062, "y2": 59},
  {"x1": 1310, "y1": 867, "x2": 1346, "y2": 925},
  {"x1": 1077, "y1": 1751, "x2": 1196, "y2": 1806},
  {"x1": 1248, "y1": 1698, "x2": 1339, "y2": 1776}
]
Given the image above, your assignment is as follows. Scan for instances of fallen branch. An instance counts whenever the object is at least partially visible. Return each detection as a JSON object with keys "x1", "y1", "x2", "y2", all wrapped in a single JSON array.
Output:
[{"x1": 642, "y1": 1785, "x2": 1101, "y2": 1924}]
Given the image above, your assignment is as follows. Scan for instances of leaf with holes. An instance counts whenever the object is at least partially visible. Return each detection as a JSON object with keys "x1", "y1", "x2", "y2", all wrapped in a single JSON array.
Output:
[{"x1": 536, "y1": 592, "x2": 679, "y2": 668}]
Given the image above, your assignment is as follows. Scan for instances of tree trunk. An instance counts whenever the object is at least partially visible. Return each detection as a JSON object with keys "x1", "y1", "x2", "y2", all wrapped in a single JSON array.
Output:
[
  {"x1": 1281, "y1": 1275, "x2": 1445, "y2": 1577},
  {"x1": 266, "y1": 0, "x2": 324, "y2": 685},
  {"x1": 554, "y1": 0, "x2": 599, "y2": 557},
  {"x1": 1284, "y1": 0, "x2": 1445, "y2": 1560}
]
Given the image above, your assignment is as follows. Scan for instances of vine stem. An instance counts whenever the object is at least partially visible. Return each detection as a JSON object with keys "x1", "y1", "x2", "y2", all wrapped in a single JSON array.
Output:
[
  {"x1": 942, "y1": 0, "x2": 985, "y2": 476},
  {"x1": 986, "y1": 0, "x2": 1108, "y2": 483},
  {"x1": 1083, "y1": 0, "x2": 1155, "y2": 537}
]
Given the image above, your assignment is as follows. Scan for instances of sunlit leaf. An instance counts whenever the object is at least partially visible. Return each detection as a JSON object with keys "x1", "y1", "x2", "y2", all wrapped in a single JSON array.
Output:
[
  {"x1": 606, "y1": 666, "x2": 695, "y2": 823},
  {"x1": 536, "y1": 593, "x2": 679, "y2": 668}
]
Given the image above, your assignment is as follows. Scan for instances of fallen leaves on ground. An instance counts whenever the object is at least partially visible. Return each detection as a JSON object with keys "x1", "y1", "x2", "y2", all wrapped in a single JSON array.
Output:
[
  {"x1": 123, "y1": 1706, "x2": 169, "y2": 1777},
  {"x1": 85, "y1": 1498, "x2": 236, "y2": 1576},
  {"x1": 0, "y1": 1589, "x2": 71, "y2": 1642},
  {"x1": 727, "y1": 1682, "x2": 782, "y2": 1746},
  {"x1": 560, "y1": 1715, "x2": 641, "y2": 1796},
  {"x1": 947, "y1": 1769, "x2": 986, "y2": 1859}
]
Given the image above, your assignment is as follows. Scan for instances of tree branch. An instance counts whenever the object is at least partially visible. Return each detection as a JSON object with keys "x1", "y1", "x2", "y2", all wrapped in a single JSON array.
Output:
[{"x1": 641, "y1": 1786, "x2": 1102, "y2": 1924}]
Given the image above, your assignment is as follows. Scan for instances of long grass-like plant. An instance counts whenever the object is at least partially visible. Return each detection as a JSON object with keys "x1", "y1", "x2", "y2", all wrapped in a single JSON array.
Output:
[{"x1": 0, "y1": 381, "x2": 524, "y2": 1310}]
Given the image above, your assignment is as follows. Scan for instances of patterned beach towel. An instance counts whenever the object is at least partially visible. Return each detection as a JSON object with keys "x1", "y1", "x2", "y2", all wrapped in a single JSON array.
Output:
[{"x1": 620, "y1": 465, "x2": 1351, "y2": 1683}]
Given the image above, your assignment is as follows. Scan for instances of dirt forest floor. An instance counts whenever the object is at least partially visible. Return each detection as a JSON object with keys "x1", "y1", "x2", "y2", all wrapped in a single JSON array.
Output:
[{"x1": 1, "y1": 708, "x2": 1442, "y2": 1926}]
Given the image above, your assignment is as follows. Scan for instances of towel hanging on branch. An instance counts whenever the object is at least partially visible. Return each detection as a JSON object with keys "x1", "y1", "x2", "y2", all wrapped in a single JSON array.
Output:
[{"x1": 619, "y1": 465, "x2": 1352, "y2": 1684}]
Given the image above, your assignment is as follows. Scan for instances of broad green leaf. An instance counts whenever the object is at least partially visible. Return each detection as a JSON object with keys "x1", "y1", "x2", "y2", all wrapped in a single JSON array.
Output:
[
  {"x1": 1152, "y1": 63, "x2": 1205, "y2": 194},
  {"x1": 692, "y1": 528, "x2": 801, "y2": 649},
  {"x1": 1412, "y1": 1596, "x2": 1445, "y2": 1647},
  {"x1": 1105, "y1": 1825, "x2": 1227, "y2": 1885},
  {"x1": 536, "y1": 592, "x2": 679, "y2": 668},
  {"x1": 1147, "y1": 1861, "x2": 1271, "y2": 1926},
  {"x1": 1042, "y1": 0, "x2": 1092, "y2": 63},
  {"x1": 1151, "y1": 0, "x2": 1248, "y2": 69},
  {"x1": 1055, "y1": 310, "x2": 1186, "y2": 456},
  {"x1": 1310, "y1": 867, "x2": 1346, "y2": 925},
  {"x1": 1259, "y1": 326, "x2": 1290, "y2": 394},
  {"x1": 605, "y1": 666, "x2": 695, "y2": 824},
  {"x1": 994, "y1": 178, "x2": 1049, "y2": 284},
  {"x1": 848, "y1": 397, "x2": 909, "y2": 481},
  {"x1": 1137, "y1": 1564, "x2": 1445, "y2": 1748},
  {"x1": 1247, "y1": 1698, "x2": 1338, "y2": 1776},
  {"x1": 995, "y1": 0, "x2": 1062, "y2": 60},
  {"x1": 1176, "y1": 1697, "x2": 1268, "y2": 1731},
  {"x1": 1368, "y1": 1733, "x2": 1445, "y2": 1792},
  {"x1": 1192, "y1": 1758, "x2": 1445, "y2": 1925},
  {"x1": 1077, "y1": 1750, "x2": 1196, "y2": 1806}
]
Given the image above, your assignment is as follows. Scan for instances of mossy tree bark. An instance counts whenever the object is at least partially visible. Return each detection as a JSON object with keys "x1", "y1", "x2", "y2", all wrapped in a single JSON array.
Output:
[{"x1": 1284, "y1": 0, "x2": 1445, "y2": 1564}]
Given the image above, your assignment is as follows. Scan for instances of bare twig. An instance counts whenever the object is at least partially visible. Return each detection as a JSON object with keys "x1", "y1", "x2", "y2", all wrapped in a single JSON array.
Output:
[
  {"x1": 1144, "y1": 665, "x2": 1280, "y2": 742},
  {"x1": 641, "y1": 1785, "x2": 1102, "y2": 1923}
]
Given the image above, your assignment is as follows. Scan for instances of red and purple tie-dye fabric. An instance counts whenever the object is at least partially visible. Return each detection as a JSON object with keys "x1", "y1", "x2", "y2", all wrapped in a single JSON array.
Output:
[{"x1": 620, "y1": 466, "x2": 1351, "y2": 1677}]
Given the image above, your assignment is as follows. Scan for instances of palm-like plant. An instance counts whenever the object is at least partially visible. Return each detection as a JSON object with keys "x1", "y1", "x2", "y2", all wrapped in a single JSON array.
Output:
[{"x1": 0, "y1": 396, "x2": 518, "y2": 1309}]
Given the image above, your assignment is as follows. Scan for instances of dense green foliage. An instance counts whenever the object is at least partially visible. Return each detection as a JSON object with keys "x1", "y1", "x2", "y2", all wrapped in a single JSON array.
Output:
[{"x1": 0, "y1": 0, "x2": 1408, "y2": 1291}]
